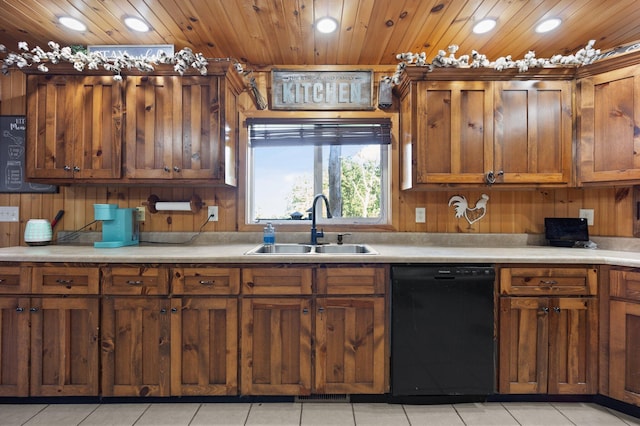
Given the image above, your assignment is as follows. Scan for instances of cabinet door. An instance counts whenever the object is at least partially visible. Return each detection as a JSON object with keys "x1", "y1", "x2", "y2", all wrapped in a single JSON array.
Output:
[
  {"x1": 415, "y1": 81, "x2": 494, "y2": 184},
  {"x1": 499, "y1": 297, "x2": 549, "y2": 394},
  {"x1": 241, "y1": 298, "x2": 311, "y2": 395},
  {"x1": 30, "y1": 297, "x2": 99, "y2": 396},
  {"x1": 171, "y1": 298, "x2": 238, "y2": 396},
  {"x1": 0, "y1": 297, "x2": 30, "y2": 396},
  {"x1": 71, "y1": 76, "x2": 123, "y2": 179},
  {"x1": 315, "y1": 297, "x2": 385, "y2": 394},
  {"x1": 494, "y1": 80, "x2": 572, "y2": 185},
  {"x1": 609, "y1": 300, "x2": 640, "y2": 405},
  {"x1": 578, "y1": 65, "x2": 640, "y2": 184},
  {"x1": 101, "y1": 297, "x2": 171, "y2": 396},
  {"x1": 547, "y1": 297, "x2": 597, "y2": 394},
  {"x1": 26, "y1": 75, "x2": 76, "y2": 179},
  {"x1": 125, "y1": 75, "x2": 223, "y2": 180},
  {"x1": 26, "y1": 75, "x2": 123, "y2": 180}
]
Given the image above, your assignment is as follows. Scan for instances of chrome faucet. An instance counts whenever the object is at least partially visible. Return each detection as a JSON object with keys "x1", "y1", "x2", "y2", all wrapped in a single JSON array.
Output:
[{"x1": 310, "y1": 194, "x2": 332, "y2": 245}]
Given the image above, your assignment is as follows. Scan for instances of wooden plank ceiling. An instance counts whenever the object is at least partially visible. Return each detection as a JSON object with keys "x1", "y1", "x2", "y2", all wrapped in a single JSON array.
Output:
[{"x1": 0, "y1": 0, "x2": 639, "y2": 67}]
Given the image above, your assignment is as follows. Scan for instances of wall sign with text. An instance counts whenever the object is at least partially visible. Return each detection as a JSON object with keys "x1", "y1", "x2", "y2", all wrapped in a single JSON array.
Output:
[{"x1": 271, "y1": 70, "x2": 373, "y2": 110}]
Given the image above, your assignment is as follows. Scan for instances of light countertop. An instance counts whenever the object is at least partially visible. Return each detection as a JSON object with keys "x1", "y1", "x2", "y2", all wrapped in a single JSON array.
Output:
[{"x1": 0, "y1": 232, "x2": 638, "y2": 267}]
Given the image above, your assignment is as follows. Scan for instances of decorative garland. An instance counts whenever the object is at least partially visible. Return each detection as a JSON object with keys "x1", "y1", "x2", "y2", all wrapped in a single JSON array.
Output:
[
  {"x1": 385, "y1": 39, "x2": 601, "y2": 84},
  {"x1": 0, "y1": 41, "x2": 243, "y2": 80}
]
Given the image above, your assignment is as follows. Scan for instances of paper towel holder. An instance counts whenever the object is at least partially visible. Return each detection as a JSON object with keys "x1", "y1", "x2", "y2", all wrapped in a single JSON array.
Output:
[{"x1": 144, "y1": 194, "x2": 205, "y2": 214}]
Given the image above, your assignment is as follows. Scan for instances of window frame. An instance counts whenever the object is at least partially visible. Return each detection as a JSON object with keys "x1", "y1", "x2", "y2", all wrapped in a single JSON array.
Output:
[{"x1": 240, "y1": 113, "x2": 393, "y2": 230}]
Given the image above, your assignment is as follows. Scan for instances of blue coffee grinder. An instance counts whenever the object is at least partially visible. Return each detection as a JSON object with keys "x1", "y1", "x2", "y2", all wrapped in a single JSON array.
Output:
[{"x1": 93, "y1": 204, "x2": 139, "y2": 248}]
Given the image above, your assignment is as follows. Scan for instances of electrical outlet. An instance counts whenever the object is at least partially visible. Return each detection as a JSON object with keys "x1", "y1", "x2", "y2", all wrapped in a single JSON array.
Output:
[
  {"x1": 208, "y1": 206, "x2": 219, "y2": 222},
  {"x1": 415, "y1": 207, "x2": 426, "y2": 223},
  {"x1": 579, "y1": 209, "x2": 594, "y2": 226},
  {"x1": 135, "y1": 206, "x2": 145, "y2": 222},
  {"x1": 0, "y1": 206, "x2": 19, "y2": 222}
]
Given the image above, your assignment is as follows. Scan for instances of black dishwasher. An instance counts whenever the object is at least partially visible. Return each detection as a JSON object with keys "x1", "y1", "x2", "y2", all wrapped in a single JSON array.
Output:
[{"x1": 391, "y1": 265, "x2": 495, "y2": 398}]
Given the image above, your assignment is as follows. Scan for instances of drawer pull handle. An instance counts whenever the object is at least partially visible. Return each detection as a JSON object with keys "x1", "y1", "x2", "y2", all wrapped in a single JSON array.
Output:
[
  {"x1": 160, "y1": 308, "x2": 167, "y2": 314},
  {"x1": 302, "y1": 308, "x2": 309, "y2": 314},
  {"x1": 0, "y1": 279, "x2": 5, "y2": 283},
  {"x1": 126, "y1": 280, "x2": 143, "y2": 285},
  {"x1": 539, "y1": 280, "x2": 558, "y2": 286},
  {"x1": 56, "y1": 279, "x2": 73, "y2": 284},
  {"x1": 318, "y1": 307, "x2": 325, "y2": 314},
  {"x1": 199, "y1": 280, "x2": 215, "y2": 285},
  {"x1": 553, "y1": 307, "x2": 561, "y2": 313},
  {"x1": 541, "y1": 307, "x2": 549, "y2": 314},
  {"x1": 30, "y1": 307, "x2": 39, "y2": 312},
  {"x1": 171, "y1": 307, "x2": 178, "y2": 313},
  {"x1": 16, "y1": 307, "x2": 24, "y2": 312}
]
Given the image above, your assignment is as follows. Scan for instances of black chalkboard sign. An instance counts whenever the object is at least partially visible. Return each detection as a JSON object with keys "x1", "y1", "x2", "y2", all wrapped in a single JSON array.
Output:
[{"x1": 0, "y1": 116, "x2": 56, "y2": 193}]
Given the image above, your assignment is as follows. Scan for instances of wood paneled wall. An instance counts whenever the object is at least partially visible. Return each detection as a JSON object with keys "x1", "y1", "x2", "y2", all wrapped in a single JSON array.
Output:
[{"x1": 0, "y1": 71, "x2": 634, "y2": 248}]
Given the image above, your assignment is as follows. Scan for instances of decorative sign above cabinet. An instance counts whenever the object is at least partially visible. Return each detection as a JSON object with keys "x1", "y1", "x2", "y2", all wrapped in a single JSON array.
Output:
[
  {"x1": 87, "y1": 44, "x2": 175, "y2": 58},
  {"x1": 271, "y1": 69, "x2": 373, "y2": 110}
]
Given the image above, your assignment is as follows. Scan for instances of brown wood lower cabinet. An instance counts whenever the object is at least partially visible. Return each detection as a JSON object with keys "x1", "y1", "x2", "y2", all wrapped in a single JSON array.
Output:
[
  {"x1": 315, "y1": 297, "x2": 385, "y2": 394},
  {"x1": 607, "y1": 269, "x2": 640, "y2": 405},
  {"x1": 241, "y1": 297, "x2": 312, "y2": 395},
  {"x1": 171, "y1": 297, "x2": 238, "y2": 396},
  {"x1": 101, "y1": 297, "x2": 172, "y2": 397},
  {"x1": 499, "y1": 296, "x2": 597, "y2": 394},
  {"x1": 30, "y1": 297, "x2": 100, "y2": 396},
  {"x1": 0, "y1": 296, "x2": 30, "y2": 396}
]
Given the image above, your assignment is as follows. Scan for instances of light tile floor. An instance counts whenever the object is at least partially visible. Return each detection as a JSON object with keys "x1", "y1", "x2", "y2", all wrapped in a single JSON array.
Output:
[{"x1": 0, "y1": 401, "x2": 638, "y2": 426}]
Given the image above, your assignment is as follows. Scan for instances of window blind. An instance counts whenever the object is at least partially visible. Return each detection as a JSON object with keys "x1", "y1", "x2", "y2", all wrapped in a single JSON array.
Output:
[{"x1": 247, "y1": 118, "x2": 391, "y2": 146}]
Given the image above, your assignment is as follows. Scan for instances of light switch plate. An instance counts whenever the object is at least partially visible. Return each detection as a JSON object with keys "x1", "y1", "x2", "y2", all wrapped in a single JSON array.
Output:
[
  {"x1": 415, "y1": 207, "x2": 426, "y2": 223},
  {"x1": 0, "y1": 206, "x2": 19, "y2": 222},
  {"x1": 135, "y1": 206, "x2": 145, "y2": 222}
]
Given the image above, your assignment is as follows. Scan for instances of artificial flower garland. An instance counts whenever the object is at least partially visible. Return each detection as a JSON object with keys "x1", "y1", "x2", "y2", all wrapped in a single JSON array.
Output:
[
  {"x1": 0, "y1": 41, "x2": 244, "y2": 80},
  {"x1": 385, "y1": 39, "x2": 601, "y2": 84}
]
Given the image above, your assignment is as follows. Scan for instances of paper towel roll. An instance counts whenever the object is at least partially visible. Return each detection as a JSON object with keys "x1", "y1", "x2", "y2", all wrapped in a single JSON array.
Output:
[{"x1": 155, "y1": 201, "x2": 192, "y2": 211}]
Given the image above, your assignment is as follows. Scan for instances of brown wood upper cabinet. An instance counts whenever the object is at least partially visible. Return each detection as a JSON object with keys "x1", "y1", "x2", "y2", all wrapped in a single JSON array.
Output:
[
  {"x1": 26, "y1": 74, "x2": 123, "y2": 181},
  {"x1": 396, "y1": 69, "x2": 572, "y2": 189},
  {"x1": 124, "y1": 72, "x2": 242, "y2": 185},
  {"x1": 577, "y1": 63, "x2": 640, "y2": 185}
]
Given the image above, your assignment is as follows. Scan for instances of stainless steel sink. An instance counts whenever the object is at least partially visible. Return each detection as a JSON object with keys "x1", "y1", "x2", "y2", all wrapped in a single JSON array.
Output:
[
  {"x1": 244, "y1": 243, "x2": 377, "y2": 255},
  {"x1": 245, "y1": 243, "x2": 313, "y2": 254},
  {"x1": 314, "y1": 244, "x2": 377, "y2": 254}
]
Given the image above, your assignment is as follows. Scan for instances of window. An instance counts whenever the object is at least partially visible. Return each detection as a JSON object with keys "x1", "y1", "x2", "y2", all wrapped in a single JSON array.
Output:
[{"x1": 246, "y1": 118, "x2": 391, "y2": 225}]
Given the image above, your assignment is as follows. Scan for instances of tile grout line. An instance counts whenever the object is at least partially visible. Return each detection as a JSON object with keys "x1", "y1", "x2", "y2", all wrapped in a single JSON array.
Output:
[{"x1": 20, "y1": 404, "x2": 50, "y2": 426}]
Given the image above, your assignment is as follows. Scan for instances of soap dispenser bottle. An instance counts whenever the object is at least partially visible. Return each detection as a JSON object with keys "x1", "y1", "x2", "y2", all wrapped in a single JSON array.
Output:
[{"x1": 263, "y1": 222, "x2": 276, "y2": 249}]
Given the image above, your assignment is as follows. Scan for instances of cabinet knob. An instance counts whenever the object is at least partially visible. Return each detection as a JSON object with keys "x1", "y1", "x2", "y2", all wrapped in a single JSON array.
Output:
[
  {"x1": 64, "y1": 165, "x2": 71, "y2": 171},
  {"x1": 302, "y1": 308, "x2": 309, "y2": 315},
  {"x1": 171, "y1": 307, "x2": 178, "y2": 313},
  {"x1": 30, "y1": 307, "x2": 39, "y2": 312},
  {"x1": 173, "y1": 166, "x2": 181, "y2": 172},
  {"x1": 16, "y1": 307, "x2": 24, "y2": 312},
  {"x1": 553, "y1": 307, "x2": 561, "y2": 313},
  {"x1": 318, "y1": 307, "x2": 325, "y2": 314},
  {"x1": 541, "y1": 307, "x2": 549, "y2": 314},
  {"x1": 160, "y1": 308, "x2": 167, "y2": 314},
  {"x1": 163, "y1": 166, "x2": 171, "y2": 172},
  {"x1": 73, "y1": 166, "x2": 80, "y2": 172}
]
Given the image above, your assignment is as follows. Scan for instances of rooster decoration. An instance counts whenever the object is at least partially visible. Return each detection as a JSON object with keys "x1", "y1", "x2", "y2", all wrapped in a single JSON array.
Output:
[{"x1": 448, "y1": 194, "x2": 490, "y2": 227}]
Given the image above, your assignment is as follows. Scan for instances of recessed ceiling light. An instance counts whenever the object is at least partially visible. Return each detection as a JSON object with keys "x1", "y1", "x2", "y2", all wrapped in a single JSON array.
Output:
[
  {"x1": 124, "y1": 16, "x2": 150, "y2": 32},
  {"x1": 58, "y1": 16, "x2": 87, "y2": 32},
  {"x1": 535, "y1": 18, "x2": 562, "y2": 33},
  {"x1": 473, "y1": 18, "x2": 496, "y2": 34},
  {"x1": 315, "y1": 17, "x2": 338, "y2": 34}
]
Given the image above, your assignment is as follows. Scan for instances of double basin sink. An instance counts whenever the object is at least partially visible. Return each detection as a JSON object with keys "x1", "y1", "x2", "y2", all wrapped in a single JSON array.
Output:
[{"x1": 245, "y1": 243, "x2": 378, "y2": 255}]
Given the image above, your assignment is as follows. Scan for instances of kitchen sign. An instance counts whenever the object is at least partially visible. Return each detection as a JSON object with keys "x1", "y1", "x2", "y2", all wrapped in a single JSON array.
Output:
[{"x1": 271, "y1": 69, "x2": 373, "y2": 110}]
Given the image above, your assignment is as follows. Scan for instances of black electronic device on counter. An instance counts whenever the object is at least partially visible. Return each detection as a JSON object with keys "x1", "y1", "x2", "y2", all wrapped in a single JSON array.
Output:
[{"x1": 544, "y1": 217, "x2": 589, "y2": 247}]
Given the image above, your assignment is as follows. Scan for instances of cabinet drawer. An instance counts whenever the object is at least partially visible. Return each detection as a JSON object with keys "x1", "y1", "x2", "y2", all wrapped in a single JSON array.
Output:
[
  {"x1": 610, "y1": 269, "x2": 640, "y2": 302},
  {"x1": 0, "y1": 266, "x2": 31, "y2": 294},
  {"x1": 242, "y1": 267, "x2": 312, "y2": 295},
  {"x1": 32, "y1": 266, "x2": 99, "y2": 294},
  {"x1": 102, "y1": 266, "x2": 169, "y2": 295},
  {"x1": 500, "y1": 266, "x2": 597, "y2": 295},
  {"x1": 316, "y1": 266, "x2": 386, "y2": 295},
  {"x1": 172, "y1": 267, "x2": 240, "y2": 295}
]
